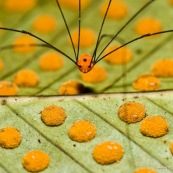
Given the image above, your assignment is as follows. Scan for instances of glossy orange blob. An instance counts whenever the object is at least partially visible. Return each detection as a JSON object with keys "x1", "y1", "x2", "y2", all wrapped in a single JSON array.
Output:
[
  {"x1": 169, "y1": 0, "x2": 173, "y2": 5},
  {"x1": 33, "y1": 15, "x2": 57, "y2": 34},
  {"x1": 92, "y1": 141, "x2": 124, "y2": 165},
  {"x1": 133, "y1": 74, "x2": 160, "y2": 91},
  {"x1": 70, "y1": 28, "x2": 96, "y2": 48},
  {"x1": 59, "y1": 0, "x2": 90, "y2": 10},
  {"x1": 77, "y1": 54, "x2": 94, "y2": 73},
  {"x1": 0, "y1": 81, "x2": 18, "y2": 96},
  {"x1": 134, "y1": 168, "x2": 157, "y2": 173},
  {"x1": 81, "y1": 65, "x2": 108, "y2": 83},
  {"x1": 151, "y1": 59, "x2": 173, "y2": 77},
  {"x1": 104, "y1": 45, "x2": 133, "y2": 64},
  {"x1": 135, "y1": 18, "x2": 162, "y2": 36},
  {"x1": 13, "y1": 35, "x2": 36, "y2": 53},
  {"x1": 100, "y1": 0, "x2": 128, "y2": 20},
  {"x1": 4, "y1": 0, "x2": 37, "y2": 12}
]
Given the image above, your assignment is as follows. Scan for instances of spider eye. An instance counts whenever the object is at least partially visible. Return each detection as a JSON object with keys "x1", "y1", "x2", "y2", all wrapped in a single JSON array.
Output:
[
  {"x1": 88, "y1": 65, "x2": 91, "y2": 68},
  {"x1": 78, "y1": 65, "x2": 82, "y2": 68}
]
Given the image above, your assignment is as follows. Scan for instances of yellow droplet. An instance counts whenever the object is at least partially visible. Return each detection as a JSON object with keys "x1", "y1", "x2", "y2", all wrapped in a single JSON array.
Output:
[
  {"x1": 100, "y1": 0, "x2": 128, "y2": 20},
  {"x1": 104, "y1": 45, "x2": 133, "y2": 64},
  {"x1": 39, "y1": 52, "x2": 63, "y2": 71},
  {"x1": 133, "y1": 74, "x2": 160, "y2": 91},
  {"x1": 13, "y1": 69, "x2": 39, "y2": 87},
  {"x1": 70, "y1": 28, "x2": 96, "y2": 48},
  {"x1": 41, "y1": 105, "x2": 66, "y2": 126},
  {"x1": 0, "y1": 127, "x2": 22, "y2": 149},
  {"x1": 134, "y1": 168, "x2": 157, "y2": 173},
  {"x1": 135, "y1": 18, "x2": 162, "y2": 37},
  {"x1": 68, "y1": 120, "x2": 96, "y2": 142},
  {"x1": 92, "y1": 141, "x2": 124, "y2": 165},
  {"x1": 22, "y1": 150, "x2": 50, "y2": 172},
  {"x1": 58, "y1": 80, "x2": 85, "y2": 95},
  {"x1": 81, "y1": 65, "x2": 108, "y2": 83},
  {"x1": 32, "y1": 14, "x2": 57, "y2": 34},
  {"x1": 118, "y1": 102, "x2": 146, "y2": 123},
  {"x1": 4, "y1": 0, "x2": 37, "y2": 12},
  {"x1": 140, "y1": 116, "x2": 169, "y2": 138},
  {"x1": 151, "y1": 59, "x2": 173, "y2": 77},
  {"x1": 0, "y1": 81, "x2": 18, "y2": 96},
  {"x1": 13, "y1": 35, "x2": 36, "y2": 54}
]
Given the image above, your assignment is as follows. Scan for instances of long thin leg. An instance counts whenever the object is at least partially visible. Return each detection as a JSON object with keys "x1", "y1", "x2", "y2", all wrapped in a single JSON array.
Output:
[
  {"x1": 55, "y1": 0, "x2": 77, "y2": 59},
  {"x1": 95, "y1": 0, "x2": 155, "y2": 61},
  {"x1": 96, "y1": 30, "x2": 173, "y2": 63},
  {"x1": 92, "y1": 0, "x2": 112, "y2": 62},
  {"x1": 0, "y1": 27, "x2": 76, "y2": 64},
  {"x1": 0, "y1": 43, "x2": 49, "y2": 51},
  {"x1": 76, "y1": 0, "x2": 81, "y2": 61}
]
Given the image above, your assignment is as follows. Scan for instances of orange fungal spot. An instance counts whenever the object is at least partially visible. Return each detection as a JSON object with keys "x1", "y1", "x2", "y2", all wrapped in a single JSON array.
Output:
[
  {"x1": 59, "y1": 0, "x2": 90, "y2": 10},
  {"x1": 0, "y1": 59, "x2": 4, "y2": 71},
  {"x1": 33, "y1": 14, "x2": 57, "y2": 34},
  {"x1": 134, "y1": 168, "x2": 157, "y2": 173},
  {"x1": 81, "y1": 65, "x2": 108, "y2": 83},
  {"x1": 13, "y1": 69, "x2": 39, "y2": 87},
  {"x1": 100, "y1": 0, "x2": 128, "y2": 20},
  {"x1": 92, "y1": 141, "x2": 124, "y2": 165},
  {"x1": 58, "y1": 80, "x2": 85, "y2": 95},
  {"x1": 133, "y1": 74, "x2": 160, "y2": 91},
  {"x1": 77, "y1": 54, "x2": 94, "y2": 73},
  {"x1": 135, "y1": 18, "x2": 162, "y2": 36},
  {"x1": 140, "y1": 116, "x2": 169, "y2": 138},
  {"x1": 4, "y1": 0, "x2": 37, "y2": 12},
  {"x1": 104, "y1": 45, "x2": 133, "y2": 64},
  {"x1": 151, "y1": 59, "x2": 173, "y2": 77},
  {"x1": 170, "y1": 141, "x2": 173, "y2": 155},
  {"x1": 39, "y1": 52, "x2": 63, "y2": 71},
  {"x1": 13, "y1": 35, "x2": 36, "y2": 53},
  {"x1": 22, "y1": 150, "x2": 50, "y2": 172},
  {"x1": 71, "y1": 28, "x2": 96, "y2": 48},
  {"x1": 0, "y1": 127, "x2": 22, "y2": 149},
  {"x1": 118, "y1": 102, "x2": 146, "y2": 123},
  {"x1": 0, "y1": 81, "x2": 18, "y2": 96},
  {"x1": 68, "y1": 120, "x2": 96, "y2": 142},
  {"x1": 41, "y1": 105, "x2": 66, "y2": 126},
  {"x1": 169, "y1": 0, "x2": 173, "y2": 5}
]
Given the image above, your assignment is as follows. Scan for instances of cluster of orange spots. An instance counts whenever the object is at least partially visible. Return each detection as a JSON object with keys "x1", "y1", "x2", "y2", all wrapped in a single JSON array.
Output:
[
  {"x1": 68, "y1": 120, "x2": 96, "y2": 142},
  {"x1": 13, "y1": 69, "x2": 39, "y2": 87},
  {"x1": 135, "y1": 18, "x2": 162, "y2": 37},
  {"x1": 140, "y1": 116, "x2": 169, "y2": 138},
  {"x1": 134, "y1": 168, "x2": 157, "y2": 173},
  {"x1": 118, "y1": 102, "x2": 146, "y2": 123},
  {"x1": 4, "y1": 0, "x2": 37, "y2": 13},
  {"x1": 13, "y1": 35, "x2": 36, "y2": 54},
  {"x1": 41, "y1": 105, "x2": 66, "y2": 126},
  {"x1": 32, "y1": 15, "x2": 57, "y2": 34},
  {"x1": 92, "y1": 141, "x2": 124, "y2": 165},
  {"x1": 59, "y1": 0, "x2": 90, "y2": 10},
  {"x1": 22, "y1": 150, "x2": 50, "y2": 172},
  {"x1": 100, "y1": 0, "x2": 128, "y2": 20},
  {"x1": 133, "y1": 74, "x2": 160, "y2": 91},
  {"x1": 170, "y1": 141, "x2": 173, "y2": 154},
  {"x1": 70, "y1": 28, "x2": 96, "y2": 48},
  {"x1": 104, "y1": 45, "x2": 133, "y2": 65},
  {"x1": 0, "y1": 81, "x2": 18, "y2": 96},
  {"x1": 151, "y1": 59, "x2": 173, "y2": 77},
  {"x1": 0, "y1": 127, "x2": 22, "y2": 149},
  {"x1": 58, "y1": 80, "x2": 85, "y2": 95},
  {"x1": 39, "y1": 52, "x2": 64, "y2": 71},
  {"x1": 81, "y1": 65, "x2": 108, "y2": 83}
]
